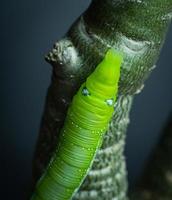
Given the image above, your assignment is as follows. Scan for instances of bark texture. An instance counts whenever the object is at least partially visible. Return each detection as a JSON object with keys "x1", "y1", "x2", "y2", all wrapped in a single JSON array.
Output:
[{"x1": 32, "y1": 0, "x2": 172, "y2": 199}]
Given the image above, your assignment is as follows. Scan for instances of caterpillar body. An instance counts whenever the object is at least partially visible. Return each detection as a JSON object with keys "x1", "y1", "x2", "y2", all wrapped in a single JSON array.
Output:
[{"x1": 32, "y1": 49, "x2": 123, "y2": 200}]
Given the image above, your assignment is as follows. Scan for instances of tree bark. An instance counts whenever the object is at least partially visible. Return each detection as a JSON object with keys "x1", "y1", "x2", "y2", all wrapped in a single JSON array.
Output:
[{"x1": 32, "y1": 0, "x2": 172, "y2": 199}]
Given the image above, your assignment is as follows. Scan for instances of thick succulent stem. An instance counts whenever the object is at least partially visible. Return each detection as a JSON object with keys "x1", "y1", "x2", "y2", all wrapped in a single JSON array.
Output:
[{"x1": 32, "y1": 0, "x2": 172, "y2": 199}]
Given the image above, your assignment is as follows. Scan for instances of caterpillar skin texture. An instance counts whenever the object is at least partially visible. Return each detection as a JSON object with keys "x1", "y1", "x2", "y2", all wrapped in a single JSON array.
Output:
[{"x1": 32, "y1": 49, "x2": 123, "y2": 200}]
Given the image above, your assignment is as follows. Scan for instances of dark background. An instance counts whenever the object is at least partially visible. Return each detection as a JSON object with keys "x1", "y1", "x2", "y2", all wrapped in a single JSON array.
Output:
[{"x1": 1, "y1": 0, "x2": 172, "y2": 199}]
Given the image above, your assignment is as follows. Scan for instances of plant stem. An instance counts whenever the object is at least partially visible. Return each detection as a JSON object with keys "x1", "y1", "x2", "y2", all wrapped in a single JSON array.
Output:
[{"x1": 32, "y1": 1, "x2": 172, "y2": 199}]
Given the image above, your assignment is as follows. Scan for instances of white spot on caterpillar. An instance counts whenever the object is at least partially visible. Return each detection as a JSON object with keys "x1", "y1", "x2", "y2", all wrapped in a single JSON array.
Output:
[
  {"x1": 106, "y1": 99, "x2": 114, "y2": 106},
  {"x1": 82, "y1": 87, "x2": 90, "y2": 96}
]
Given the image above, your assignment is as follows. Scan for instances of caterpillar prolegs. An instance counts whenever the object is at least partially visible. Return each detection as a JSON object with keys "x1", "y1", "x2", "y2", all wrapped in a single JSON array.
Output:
[{"x1": 31, "y1": 49, "x2": 123, "y2": 200}]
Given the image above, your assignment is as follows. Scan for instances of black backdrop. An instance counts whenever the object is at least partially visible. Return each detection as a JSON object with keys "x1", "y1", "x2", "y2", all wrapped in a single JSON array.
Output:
[{"x1": 1, "y1": 0, "x2": 172, "y2": 199}]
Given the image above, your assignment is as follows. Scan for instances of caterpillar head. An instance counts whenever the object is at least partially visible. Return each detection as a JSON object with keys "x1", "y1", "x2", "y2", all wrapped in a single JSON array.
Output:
[{"x1": 85, "y1": 49, "x2": 123, "y2": 102}]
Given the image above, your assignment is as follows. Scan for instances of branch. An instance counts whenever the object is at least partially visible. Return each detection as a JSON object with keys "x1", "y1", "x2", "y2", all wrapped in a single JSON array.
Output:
[{"x1": 32, "y1": 0, "x2": 172, "y2": 199}]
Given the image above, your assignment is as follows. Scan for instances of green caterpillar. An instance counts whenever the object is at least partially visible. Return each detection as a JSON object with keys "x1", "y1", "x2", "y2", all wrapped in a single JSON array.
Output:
[{"x1": 31, "y1": 49, "x2": 123, "y2": 200}]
